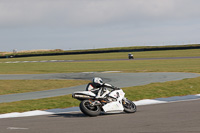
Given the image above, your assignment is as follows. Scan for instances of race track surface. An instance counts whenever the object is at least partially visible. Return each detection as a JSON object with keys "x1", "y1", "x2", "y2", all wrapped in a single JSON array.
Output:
[
  {"x1": 0, "y1": 72, "x2": 200, "y2": 132},
  {"x1": 0, "y1": 72, "x2": 199, "y2": 103},
  {"x1": 1, "y1": 99, "x2": 200, "y2": 133}
]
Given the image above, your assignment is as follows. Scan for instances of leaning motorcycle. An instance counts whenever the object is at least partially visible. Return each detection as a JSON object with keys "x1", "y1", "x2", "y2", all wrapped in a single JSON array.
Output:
[{"x1": 72, "y1": 86, "x2": 136, "y2": 117}]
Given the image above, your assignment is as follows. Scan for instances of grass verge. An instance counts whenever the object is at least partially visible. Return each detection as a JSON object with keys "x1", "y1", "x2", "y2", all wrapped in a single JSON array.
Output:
[
  {"x1": 0, "y1": 80, "x2": 89, "y2": 95},
  {"x1": 123, "y1": 77, "x2": 200, "y2": 101},
  {"x1": 0, "y1": 58, "x2": 199, "y2": 74},
  {"x1": 0, "y1": 77, "x2": 200, "y2": 114}
]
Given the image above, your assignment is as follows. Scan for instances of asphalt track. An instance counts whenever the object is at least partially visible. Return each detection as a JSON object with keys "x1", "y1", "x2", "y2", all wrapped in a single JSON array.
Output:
[
  {"x1": 0, "y1": 72, "x2": 199, "y2": 103},
  {"x1": 1, "y1": 99, "x2": 200, "y2": 133},
  {"x1": 0, "y1": 72, "x2": 200, "y2": 132}
]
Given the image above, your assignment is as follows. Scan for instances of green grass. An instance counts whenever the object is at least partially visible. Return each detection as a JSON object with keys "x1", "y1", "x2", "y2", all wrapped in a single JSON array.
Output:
[
  {"x1": 0, "y1": 95, "x2": 79, "y2": 114},
  {"x1": 0, "y1": 58, "x2": 199, "y2": 74},
  {"x1": 123, "y1": 77, "x2": 200, "y2": 101},
  {"x1": 0, "y1": 49, "x2": 200, "y2": 62},
  {"x1": 0, "y1": 80, "x2": 89, "y2": 95},
  {"x1": 0, "y1": 77, "x2": 200, "y2": 114}
]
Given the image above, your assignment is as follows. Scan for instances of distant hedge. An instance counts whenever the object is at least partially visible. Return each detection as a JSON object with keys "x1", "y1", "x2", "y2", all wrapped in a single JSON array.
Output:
[{"x1": 1, "y1": 44, "x2": 200, "y2": 59}]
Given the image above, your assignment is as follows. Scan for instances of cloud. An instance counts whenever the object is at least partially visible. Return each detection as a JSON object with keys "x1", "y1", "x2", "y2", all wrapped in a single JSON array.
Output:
[
  {"x1": 1, "y1": 0, "x2": 200, "y2": 28},
  {"x1": 1, "y1": 0, "x2": 200, "y2": 51}
]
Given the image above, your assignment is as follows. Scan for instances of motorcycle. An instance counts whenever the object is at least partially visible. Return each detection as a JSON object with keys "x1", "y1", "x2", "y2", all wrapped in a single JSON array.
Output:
[{"x1": 72, "y1": 85, "x2": 137, "y2": 117}]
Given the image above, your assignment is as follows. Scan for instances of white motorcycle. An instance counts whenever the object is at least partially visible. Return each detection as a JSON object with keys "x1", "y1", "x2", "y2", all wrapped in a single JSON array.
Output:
[{"x1": 72, "y1": 85, "x2": 137, "y2": 117}]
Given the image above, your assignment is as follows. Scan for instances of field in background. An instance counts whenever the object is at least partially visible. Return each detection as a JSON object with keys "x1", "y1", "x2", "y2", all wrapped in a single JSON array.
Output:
[
  {"x1": 0, "y1": 49, "x2": 199, "y2": 74},
  {"x1": 0, "y1": 49, "x2": 200, "y2": 62},
  {"x1": 1, "y1": 44, "x2": 200, "y2": 58},
  {"x1": 0, "y1": 48, "x2": 200, "y2": 114}
]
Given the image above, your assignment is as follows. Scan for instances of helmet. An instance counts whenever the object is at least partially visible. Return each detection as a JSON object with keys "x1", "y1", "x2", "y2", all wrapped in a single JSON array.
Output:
[{"x1": 92, "y1": 77, "x2": 103, "y2": 85}]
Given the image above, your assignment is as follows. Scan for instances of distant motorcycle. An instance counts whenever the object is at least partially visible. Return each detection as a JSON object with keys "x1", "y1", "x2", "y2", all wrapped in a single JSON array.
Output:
[
  {"x1": 128, "y1": 53, "x2": 134, "y2": 59},
  {"x1": 72, "y1": 85, "x2": 136, "y2": 117}
]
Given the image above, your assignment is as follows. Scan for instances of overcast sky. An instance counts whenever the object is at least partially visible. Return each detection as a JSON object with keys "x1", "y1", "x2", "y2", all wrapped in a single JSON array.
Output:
[{"x1": 1, "y1": 0, "x2": 200, "y2": 52}]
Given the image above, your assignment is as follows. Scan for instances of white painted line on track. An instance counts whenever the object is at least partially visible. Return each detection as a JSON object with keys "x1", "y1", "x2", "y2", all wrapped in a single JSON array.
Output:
[
  {"x1": 134, "y1": 99, "x2": 167, "y2": 106},
  {"x1": 1, "y1": 94, "x2": 200, "y2": 119},
  {"x1": 0, "y1": 60, "x2": 69, "y2": 63},
  {"x1": 7, "y1": 127, "x2": 29, "y2": 130},
  {"x1": 0, "y1": 110, "x2": 54, "y2": 119},
  {"x1": 82, "y1": 72, "x2": 95, "y2": 73}
]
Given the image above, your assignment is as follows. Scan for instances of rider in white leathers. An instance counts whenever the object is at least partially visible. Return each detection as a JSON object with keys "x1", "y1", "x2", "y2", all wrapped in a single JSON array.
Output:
[{"x1": 86, "y1": 77, "x2": 119, "y2": 98}]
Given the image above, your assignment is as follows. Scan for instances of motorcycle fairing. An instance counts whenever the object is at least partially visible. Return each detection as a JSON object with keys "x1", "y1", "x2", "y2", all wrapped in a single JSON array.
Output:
[{"x1": 102, "y1": 101, "x2": 124, "y2": 112}]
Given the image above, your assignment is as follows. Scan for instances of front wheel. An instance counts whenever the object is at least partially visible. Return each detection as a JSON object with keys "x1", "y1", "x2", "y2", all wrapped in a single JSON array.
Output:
[
  {"x1": 123, "y1": 99, "x2": 137, "y2": 113},
  {"x1": 80, "y1": 100, "x2": 101, "y2": 117}
]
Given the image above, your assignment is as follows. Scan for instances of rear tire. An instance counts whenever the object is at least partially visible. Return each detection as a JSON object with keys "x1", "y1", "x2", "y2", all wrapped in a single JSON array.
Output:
[
  {"x1": 123, "y1": 99, "x2": 137, "y2": 113},
  {"x1": 80, "y1": 100, "x2": 101, "y2": 117}
]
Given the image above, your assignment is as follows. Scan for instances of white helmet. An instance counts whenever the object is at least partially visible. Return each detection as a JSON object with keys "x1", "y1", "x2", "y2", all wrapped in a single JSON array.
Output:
[{"x1": 93, "y1": 77, "x2": 103, "y2": 85}]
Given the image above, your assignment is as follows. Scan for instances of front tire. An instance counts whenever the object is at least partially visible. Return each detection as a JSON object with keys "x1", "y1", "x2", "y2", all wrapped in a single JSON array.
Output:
[
  {"x1": 80, "y1": 100, "x2": 101, "y2": 117},
  {"x1": 123, "y1": 99, "x2": 137, "y2": 113}
]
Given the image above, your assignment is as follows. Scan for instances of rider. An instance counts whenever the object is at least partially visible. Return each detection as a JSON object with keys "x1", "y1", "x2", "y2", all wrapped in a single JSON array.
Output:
[{"x1": 86, "y1": 77, "x2": 119, "y2": 98}]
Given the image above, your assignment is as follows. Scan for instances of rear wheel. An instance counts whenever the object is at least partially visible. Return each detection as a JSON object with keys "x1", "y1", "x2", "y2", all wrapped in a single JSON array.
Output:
[
  {"x1": 123, "y1": 99, "x2": 137, "y2": 113},
  {"x1": 80, "y1": 100, "x2": 101, "y2": 117}
]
